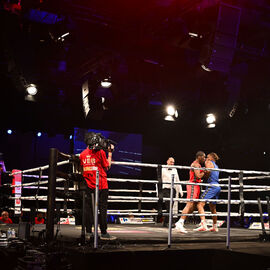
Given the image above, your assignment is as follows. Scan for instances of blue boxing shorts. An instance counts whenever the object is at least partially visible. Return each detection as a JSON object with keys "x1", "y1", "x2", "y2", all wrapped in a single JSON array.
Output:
[{"x1": 201, "y1": 184, "x2": 221, "y2": 204}]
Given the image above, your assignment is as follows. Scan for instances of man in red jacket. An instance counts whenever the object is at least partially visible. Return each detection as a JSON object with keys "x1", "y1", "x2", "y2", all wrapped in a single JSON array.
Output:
[
  {"x1": 79, "y1": 132, "x2": 116, "y2": 241},
  {"x1": 35, "y1": 212, "x2": 45, "y2": 224},
  {"x1": 0, "y1": 211, "x2": 13, "y2": 224}
]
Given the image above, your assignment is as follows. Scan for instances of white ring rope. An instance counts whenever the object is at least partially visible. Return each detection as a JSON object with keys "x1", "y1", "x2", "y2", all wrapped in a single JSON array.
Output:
[
  {"x1": 8, "y1": 178, "x2": 66, "y2": 188},
  {"x1": 7, "y1": 206, "x2": 268, "y2": 218},
  {"x1": 106, "y1": 195, "x2": 270, "y2": 205},
  {"x1": 107, "y1": 213, "x2": 156, "y2": 216},
  {"x1": 10, "y1": 159, "x2": 270, "y2": 178},
  {"x1": 18, "y1": 174, "x2": 270, "y2": 186},
  {"x1": 10, "y1": 160, "x2": 70, "y2": 175},
  {"x1": 8, "y1": 176, "x2": 270, "y2": 191},
  {"x1": 108, "y1": 178, "x2": 158, "y2": 183},
  {"x1": 179, "y1": 175, "x2": 270, "y2": 183},
  {"x1": 221, "y1": 188, "x2": 270, "y2": 193},
  {"x1": 21, "y1": 186, "x2": 156, "y2": 193},
  {"x1": 22, "y1": 186, "x2": 76, "y2": 191},
  {"x1": 108, "y1": 200, "x2": 154, "y2": 203},
  {"x1": 172, "y1": 213, "x2": 269, "y2": 217},
  {"x1": 22, "y1": 174, "x2": 49, "y2": 179},
  {"x1": 108, "y1": 209, "x2": 161, "y2": 213},
  {"x1": 9, "y1": 207, "x2": 268, "y2": 217},
  {"x1": 112, "y1": 161, "x2": 270, "y2": 175},
  {"x1": 18, "y1": 184, "x2": 270, "y2": 193},
  {"x1": 9, "y1": 196, "x2": 75, "y2": 202},
  {"x1": 170, "y1": 198, "x2": 269, "y2": 205},
  {"x1": 6, "y1": 159, "x2": 270, "y2": 224},
  {"x1": 8, "y1": 178, "x2": 270, "y2": 199},
  {"x1": 171, "y1": 181, "x2": 270, "y2": 190},
  {"x1": 19, "y1": 174, "x2": 270, "y2": 182},
  {"x1": 219, "y1": 175, "x2": 270, "y2": 182},
  {"x1": 23, "y1": 186, "x2": 48, "y2": 190},
  {"x1": 106, "y1": 210, "x2": 268, "y2": 218},
  {"x1": 108, "y1": 189, "x2": 156, "y2": 193}
]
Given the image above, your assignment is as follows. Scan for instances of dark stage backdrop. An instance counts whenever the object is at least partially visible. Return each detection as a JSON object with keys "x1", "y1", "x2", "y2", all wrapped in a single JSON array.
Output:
[
  {"x1": 73, "y1": 128, "x2": 142, "y2": 177},
  {"x1": 0, "y1": 131, "x2": 70, "y2": 171}
]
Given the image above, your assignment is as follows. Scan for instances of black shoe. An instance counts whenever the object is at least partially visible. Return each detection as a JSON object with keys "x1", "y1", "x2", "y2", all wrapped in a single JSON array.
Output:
[
  {"x1": 100, "y1": 233, "x2": 117, "y2": 241},
  {"x1": 85, "y1": 232, "x2": 94, "y2": 240}
]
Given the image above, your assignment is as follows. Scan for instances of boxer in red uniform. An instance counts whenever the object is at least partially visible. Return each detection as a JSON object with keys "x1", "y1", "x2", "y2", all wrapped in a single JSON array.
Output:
[
  {"x1": 175, "y1": 151, "x2": 206, "y2": 233},
  {"x1": 0, "y1": 211, "x2": 13, "y2": 224},
  {"x1": 79, "y1": 132, "x2": 116, "y2": 241}
]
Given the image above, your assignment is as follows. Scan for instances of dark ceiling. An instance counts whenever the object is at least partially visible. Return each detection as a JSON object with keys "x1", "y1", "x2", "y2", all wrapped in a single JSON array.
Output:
[{"x1": 0, "y1": 0, "x2": 270, "y2": 134}]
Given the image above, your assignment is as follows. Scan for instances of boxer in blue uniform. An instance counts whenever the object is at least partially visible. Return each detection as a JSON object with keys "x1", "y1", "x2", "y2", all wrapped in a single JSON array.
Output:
[{"x1": 194, "y1": 152, "x2": 220, "y2": 232}]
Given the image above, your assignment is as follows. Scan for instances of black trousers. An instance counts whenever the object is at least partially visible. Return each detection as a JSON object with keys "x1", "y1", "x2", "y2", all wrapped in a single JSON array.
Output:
[
  {"x1": 84, "y1": 188, "x2": 108, "y2": 234},
  {"x1": 162, "y1": 188, "x2": 176, "y2": 224}
]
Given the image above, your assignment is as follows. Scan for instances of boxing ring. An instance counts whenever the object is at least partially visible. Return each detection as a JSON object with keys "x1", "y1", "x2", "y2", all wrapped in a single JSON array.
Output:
[{"x1": 3, "y1": 148, "x2": 270, "y2": 250}]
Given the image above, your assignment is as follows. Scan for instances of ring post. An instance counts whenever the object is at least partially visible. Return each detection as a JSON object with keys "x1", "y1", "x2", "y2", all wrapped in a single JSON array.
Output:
[
  {"x1": 46, "y1": 148, "x2": 58, "y2": 244},
  {"x1": 81, "y1": 190, "x2": 86, "y2": 245},
  {"x1": 226, "y1": 176, "x2": 231, "y2": 250},
  {"x1": 94, "y1": 170, "x2": 99, "y2": 249},
  {"x1": 258, "y1": 197, "x2": 267, "y2": 240},
  {"x1": 167, "y1": 174, "x2": 175, "y2": 248},
  {"x1": 238, "y1": 171, "x2": 245, "y2": 227},
  {"x1": 138, "y1": 183, "x2": 142, "y2": 213},
  {"x1": 35, "y1": 168, "x2": 42, "y2": 216},
  {"x1": 157, "y1": 165, "x2": 163, "y2": 222},
  {"x1": 266, "y1": 196, "x2": 270, "y2": 235}
]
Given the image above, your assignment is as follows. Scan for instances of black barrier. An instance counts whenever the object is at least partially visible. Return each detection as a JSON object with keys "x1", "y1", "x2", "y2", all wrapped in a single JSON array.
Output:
[{"x1": 18, "y1": 222, "x2": 30, "y2": 240}]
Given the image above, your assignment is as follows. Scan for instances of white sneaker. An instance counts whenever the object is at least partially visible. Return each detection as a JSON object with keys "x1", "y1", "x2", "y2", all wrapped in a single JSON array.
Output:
[
  {"x1": 175, "y1": 223, "x2": 188, "y2": 234},
  {"x1": 193, "y1": 223, "x2": 208, "y2": 232},
  {"x1": 209, "y1": 227, "x2": 219, "y2": 232}
]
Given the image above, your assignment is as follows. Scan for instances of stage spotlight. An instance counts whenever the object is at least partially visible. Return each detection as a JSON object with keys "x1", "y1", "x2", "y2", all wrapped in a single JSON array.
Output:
[
  {"x1": 26, "y1": 84, "x2": 37, "y2": 95},
  {"x1": 69, "y1": 135, "x2": 73, "y2": 140},
  {"x1": 189, "y1": 32, "x2": 198, "y2": 37},
  {"x1": 7, "y1": 129, "x2": 13, "y2": 134},
  {"x1": 37, "y1": 132, "x2": 42, "y2": 137},
  {"x1": 206, "y1": 113, "x2": 216, "y2": 124},
  {"x1": 201, "y1": 64, "x2": 212, "y2": 72},
  {"x1": 166, "y1": 105, "x2": 176, "y2": 116},
  {"x1": 207, "y1": 123, "x2": 216, "y2": 128},
  {"x1": 58, "y1": 32, "x2": 70, "y2": 41},
  {"x1": 164, "y1": 115, "x2": 175, "y2": 121},
  {"x1": 101, "y1": 78, "x2": 112, "y2": 88},
  {"x1": 165, "y1": 105, "x2": 178, "y2": 121}
]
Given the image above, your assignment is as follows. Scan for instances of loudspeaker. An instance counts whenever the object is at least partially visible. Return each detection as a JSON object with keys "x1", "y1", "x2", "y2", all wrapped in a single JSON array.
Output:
[
  {"x1": 82, "y1": 79, "x2": 104, "y2": 120},
  {"x1": 82, "y1": 80, "x2": 90, "y2": 118},
  {"x1": 18, "y1": 222, "x2": 30, "y2": 240},
  {"x1": 202, "y1": 3, "x2": 242, "y2": 73}
]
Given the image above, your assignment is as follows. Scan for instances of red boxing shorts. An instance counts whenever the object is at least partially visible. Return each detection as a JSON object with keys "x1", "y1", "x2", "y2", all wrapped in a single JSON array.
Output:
[{"x1": 186, "y1": 183, "x2": 200, "y2": 199}]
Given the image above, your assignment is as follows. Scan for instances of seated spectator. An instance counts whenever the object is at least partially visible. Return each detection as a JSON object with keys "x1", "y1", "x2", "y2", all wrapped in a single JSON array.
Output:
[
  {"x1": 0, "y1": 211, "x2": 13, "y2": 224},
  {"x1": 35, "y1": 212, "x2": 45, "y2": 224}
]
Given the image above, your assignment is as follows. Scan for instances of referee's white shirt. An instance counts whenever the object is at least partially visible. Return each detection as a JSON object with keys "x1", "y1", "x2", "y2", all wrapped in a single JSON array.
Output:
[{"x1": 161, "y1": 167, "x2": 183, "y2": 196}]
